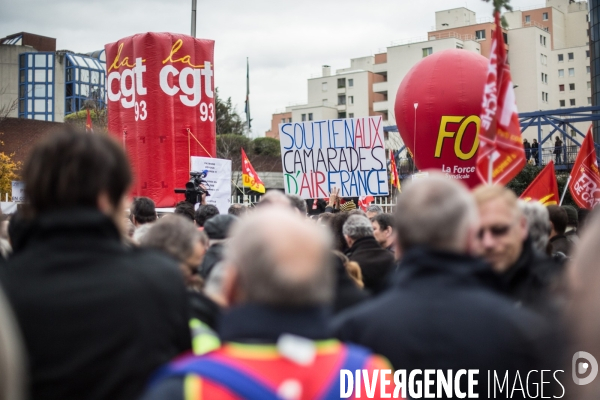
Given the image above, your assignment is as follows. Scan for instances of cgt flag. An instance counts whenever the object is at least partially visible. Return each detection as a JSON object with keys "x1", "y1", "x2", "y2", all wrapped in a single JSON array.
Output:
[
  {"x1": 86, "y1": 109, "x2": 93, "y2": 133},
  {"x1": 519, "y1": 161, "x2": 559, "y2": 205},
  {"x1": 389, "y1": 150, "x2": 401, "y2": 192},
  {"x1": 241, "y1": 148, "x2": 265, "y2": 193},
  {"x1": 568, "y1": 127, "x2": 600, "y2": 209},
  {"x1": 476, "y1": 11, "x2": 526, "y2": 185}
]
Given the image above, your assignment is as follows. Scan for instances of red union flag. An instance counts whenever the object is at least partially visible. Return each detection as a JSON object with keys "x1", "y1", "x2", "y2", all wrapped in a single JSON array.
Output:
[
  {"x1": 105, "y1": 33, "x2": 216, "y2": 207},
  {"x1": 568, "y1": 127, "x2": 600, "y2": 209},
  {"x1": 476, "y1": 12, "x2": 526, "y2": 185},
  {"x1": 519, "y1": 161, "x2": 559, "y2": 205}
]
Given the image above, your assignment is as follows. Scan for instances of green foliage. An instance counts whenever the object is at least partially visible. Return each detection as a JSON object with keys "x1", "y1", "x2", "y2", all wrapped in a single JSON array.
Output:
[
  {"x1": 253, "y1": 137, "x2": 281, "y2": 157},
  {"x1": 215, "y1": 89, "x2": 244, "y2": 135},
  {"x1": 481, "y1": 0, "x2": 513, "y2": 28},
  {"x1": 64, "y1": 109, "x2": 107, "y2": 132}
]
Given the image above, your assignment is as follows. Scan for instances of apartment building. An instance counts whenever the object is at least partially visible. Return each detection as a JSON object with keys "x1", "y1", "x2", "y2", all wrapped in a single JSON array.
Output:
[
  {"x1": 269, "y1": 0, "x2": 591, "y2": 144},
  {"x1": 0, "y1": 32, "x2": 106, "y2": 122}
]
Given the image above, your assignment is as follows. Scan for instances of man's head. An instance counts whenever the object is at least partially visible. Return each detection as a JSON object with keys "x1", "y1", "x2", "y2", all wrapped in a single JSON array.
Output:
[
  {"x1": 174, "y1": 201, "x2": 195, "y2": 222},
  {"x1": 203, "y1": 214, "x2": 238, "y2": 241},
  {"x1": 473, "y1": 185, "x2": 528, "y2": 272},
  {"x1": 547, "y1": 205, "x2": 568, "y2": 237},
  {"x1": 23, "y1": 127, "x2": 132, "y2": 229},
  {"x1": 222, "y1": 207, "x2": 333, "y2": 307},
  {"x1": 342, "y1": 215, "x2": 373, "y2": 248},
  {"x1": 227, "y1": 203, "x2": 247, "y2": 217},
  {"x1": 395, "y1": 174, "x2": 479, "y2": 255},
  {"x1": 194, "y1": 204, "x2": 220, "y2": 227},
  {"x1": 286, "y1": 194, "x2": 308, "y2": 215},
  {"x1": 365, "y1": 204, "x2": 383, "y2": 219},
  {"x1": 533, "y1": 139, "x2": 538, "y2": 143},
  {"x1": 371, "y1": 213, "x2": 395, "y2": 248},
  {"x1": 561, "y1": 205, "x2": 578, "y2": 229},
  {"x1": 140, "y1": 214, "x2": 207, "y2": 288},
  {"x1": 130, "y1": 197, "x2": 157, "y2": 227},
  {"x1": 518, "y1": 200, "x2": 551, "y2": 254},
  {"x1": 258, "y1": 190, "x2": 292, "y2": 208}
]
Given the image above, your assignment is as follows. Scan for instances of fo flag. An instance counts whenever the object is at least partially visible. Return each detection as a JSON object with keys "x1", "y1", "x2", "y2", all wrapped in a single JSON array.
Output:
[
  {"x1": 568, "y1": 127, "x2": 600, "y2": 209},
  {"x1": 519, "y1": 161, "x2": 559, "y2": 205},
  {"x1": 389, "y1": 150, "x2": 401, "y2": 192},
  {"x1": 241, "y1": 148, "x2": 265, "y2": 193},
  {"x1": 476, "y1": 11, "x2": 525, "y2": 185}
]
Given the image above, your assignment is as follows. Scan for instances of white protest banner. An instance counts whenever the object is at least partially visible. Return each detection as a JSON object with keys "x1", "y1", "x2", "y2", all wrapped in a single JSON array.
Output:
[
  {"x1": 190, "y1": 157, "x2": 232, "y2": 214},
  {"x1": 279, "y1": 116, "x2": 388, "y2": 199},
  {"x1": 11, "y1": 181, "x2": 25, "y2": 202}
]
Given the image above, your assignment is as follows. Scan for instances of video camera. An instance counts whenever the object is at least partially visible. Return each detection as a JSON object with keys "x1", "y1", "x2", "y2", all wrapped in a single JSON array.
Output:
[{"x1": 174, "y1": 170, "x2": 210, "y2": 205}]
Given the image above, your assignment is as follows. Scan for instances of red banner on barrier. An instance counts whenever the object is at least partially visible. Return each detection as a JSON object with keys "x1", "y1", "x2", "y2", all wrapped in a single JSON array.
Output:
[{"x1": 105, "y1": 33, "x2": 216, "y2": 207}]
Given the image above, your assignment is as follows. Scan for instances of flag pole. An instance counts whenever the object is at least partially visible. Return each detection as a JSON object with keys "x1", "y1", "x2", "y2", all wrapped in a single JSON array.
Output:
[
  {"x1": 559, "y1": 175, "x2": 571, "y2": 206},
  {"x1": 413, "y1": 103, "x2": 418, "y2": 174},
  {"x1": 488, "y1": 154, "x2": 493, "y2": 185}
]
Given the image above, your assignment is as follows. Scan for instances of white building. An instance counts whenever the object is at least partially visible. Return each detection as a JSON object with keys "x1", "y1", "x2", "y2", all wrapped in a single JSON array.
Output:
[{"x1": 268, "y1": 0, "x2": 591, "y2": 146}]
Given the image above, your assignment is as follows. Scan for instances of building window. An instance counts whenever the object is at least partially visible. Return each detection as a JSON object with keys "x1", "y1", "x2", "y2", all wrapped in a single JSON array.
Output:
[
  {"x1": 559, "y1": 84, "x2": 565, "y2": 91},
  {"x1": 337, "y1": 78, "x2": 346, "y2": 88},
  {"x1": 322, "y1": 82, "x2": 328, "y2": 92},
  {"x1": 64, "y1": 53, "x2": 106, "y2": 116},
  {"x1": 569, "y1": 68, "x2": 575, "y2": 77},
  {"x1": 542, "y1": 92, "x2": 548, "y2": 103},
  {"x1": 588, "y1": 97, "x2": 592, "y2": 105},
  {"x1": 338, "y1": 112, "x2": 346, "y2": 118},
  {"x1": 348, "y1": 96, "x2": 354, "y2": 104},
  {"x1": 338, "y1": 95, "x2": 346, "y2": 105},
  {"x1": 348, "y1": 79, "x2": 354, "y2": 87},
  {"x1": 475, "y1": 30, "x2": 486, "y2": 40},
  {"x1": 558, "y1": 69, "x2": 564, "y2": 78},
  {"x1": 525, "y1": 15, "x2": 531, "y2": 23},
  {"x1": 322, "y1": 99, "x2": 328, "y2": 105},
  {"x1": 587, "y1": 66, "x2": 591, "y2": 74},
  {"x1": 18, "y1": 52, "x2": 56, "y2": 121},
  {"x1": 560, "y1": 100, "x2": 566, "y2": 107},
  {"x1": 308, "y1": 113, "x2": 313, "y2": 121},
  {"x1": 540, "y1": 35, "x2": 546, "y2": 46},
  {"x1": 422, "y1": 47, "x2": 432, "y2": 57},
  {"x1": 540, "y1": 54, "x2": 547, "y2": 65},
  {"x1": 568, "y1": 52, "x2": 574, "y2": 61},
  {"x1": 349, "y1": 113, "x2": 354, "y2": 118},
  {"x1": 558, "y1": 54, "x2": 564, "y2": 62},
  {"x1": 570, "y1": 99, "x2": 576, "y2": 106},
  {"x1": 542, "y1": 12, "x2": 548, "y2": 20},
  {"x1": 588, "y1": 81, "x2": 591, "y2": 89},
  {"x1": 541, "y1": 73, "x2": 548, "y2": 83},
  {"x1": 544, "y1": 27, "x2": 549, "y2": 32},
  {"x1": 301, "y1": 114, "x2": 306, "y2": 121},
  {"x1": 587, "y1": 50, "x2": 590, "y2": 58},
  {"x1": 570, "y1": 83, "x2": 575, "y2": 90}
]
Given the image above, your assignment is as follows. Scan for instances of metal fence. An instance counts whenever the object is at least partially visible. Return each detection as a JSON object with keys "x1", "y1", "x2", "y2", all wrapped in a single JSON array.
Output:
[{"x1": 231, "y1": 194, "x2": 398, "y2": 213}]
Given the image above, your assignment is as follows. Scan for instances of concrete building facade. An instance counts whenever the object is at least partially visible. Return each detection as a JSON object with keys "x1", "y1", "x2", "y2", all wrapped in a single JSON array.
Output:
[{"x1": 269, "y1": 0, "x2": 591, "y2": 146}]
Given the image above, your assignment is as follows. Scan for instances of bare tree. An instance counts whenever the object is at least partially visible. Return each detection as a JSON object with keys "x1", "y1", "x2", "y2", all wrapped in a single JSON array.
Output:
[{"x1": 0, "y1": 86, "x2": 18, "y2": 123}]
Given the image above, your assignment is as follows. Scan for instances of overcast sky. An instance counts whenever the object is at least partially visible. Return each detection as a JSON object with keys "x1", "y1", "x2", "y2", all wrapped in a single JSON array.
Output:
[{"x1": 1, "y1": 0, "x2": 547, "y2": 137}]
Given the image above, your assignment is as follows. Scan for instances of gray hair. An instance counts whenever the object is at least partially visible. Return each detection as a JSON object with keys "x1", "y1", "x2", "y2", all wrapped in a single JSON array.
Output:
[
  {"x1": 140, "y1": 214, "x2": 205, "y2": 263},
  {"x1": 518, "y1": 200, "x2": 550, "y2": 254},
  {"x1": 286, "y1": 194, "x2": 308, "y2": 214},
  {"x1": 342, "y1": 214, "x2": 373, "y2": 240},
  {"x1": 395, "y1": 174, "x2": 478, "y2": 253},
  {"x1": 366, "y1": 204, "x2": 383, "y2": 214},
  {"x1": 224, "y1": 207, "x2": 333, "y2": 307}
]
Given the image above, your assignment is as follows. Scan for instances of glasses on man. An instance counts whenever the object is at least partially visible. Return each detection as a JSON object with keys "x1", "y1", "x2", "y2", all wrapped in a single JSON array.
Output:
[{"x1": 477, "y1": 225, "x2": 511, "y2": 239}]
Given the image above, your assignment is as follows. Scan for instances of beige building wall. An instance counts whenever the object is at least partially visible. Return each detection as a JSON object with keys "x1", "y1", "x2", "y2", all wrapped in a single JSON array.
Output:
[
  {"x1": 0, "y1": 45, "x2": 31, "y2": 118},
  {"x1": 435, "y1": 8, "x2": 477, "y2": 30}
]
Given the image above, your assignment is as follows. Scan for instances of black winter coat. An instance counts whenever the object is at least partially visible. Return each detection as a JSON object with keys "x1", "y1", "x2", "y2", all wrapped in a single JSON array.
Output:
[
  {"x1": 332, "y1": 247, "x2": 556, "y2": 397},
  {"x1": 345, "y1": 236, "x2": 394, "y2": 292},
  {"x1": 0, "y1": 208, "x2": 192, "y2": 400}
]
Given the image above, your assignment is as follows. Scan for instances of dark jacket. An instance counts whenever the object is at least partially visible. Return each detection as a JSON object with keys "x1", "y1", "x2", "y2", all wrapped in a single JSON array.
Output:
[
  {"x1": 306, "y1": 199, "x2": 327, "y2": 215},
  {"x1": 332, "y1": 255, "x2": 370, "y2": 314},
  {"x1": 501, "y1": 237, "x2": 564, "y2": 314},
  {"x1": 548, "y1": 234, "x2": 573, "y2": 257},
  {"x1": 345, "y1": 236, "x2": 394, "y2": 292},
  {"x1": 0, "y1": 208, "x2": 191, "y2": 400},
  {"x1": 332, "y1": 247, "x2": 556, "y2": 397}
]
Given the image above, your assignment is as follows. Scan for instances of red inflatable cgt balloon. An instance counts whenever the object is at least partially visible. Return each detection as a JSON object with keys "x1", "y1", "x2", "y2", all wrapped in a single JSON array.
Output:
[{"x1": 394, "y1": 49, "x2": 488, "y2": 188}]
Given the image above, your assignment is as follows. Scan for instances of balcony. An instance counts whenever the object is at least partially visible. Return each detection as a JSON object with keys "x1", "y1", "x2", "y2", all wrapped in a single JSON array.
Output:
[
  {"x1": 373, "y1": 62, "x2": 388, "y2": 74},
  {"x1": 373, "y1": 81, "x2": 388, "y2": 93},
  {"x1": 373, "y1": 101, "x2": 388, "y2": 112}
]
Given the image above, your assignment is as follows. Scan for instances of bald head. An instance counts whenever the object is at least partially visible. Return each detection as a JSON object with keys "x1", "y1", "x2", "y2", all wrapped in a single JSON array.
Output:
[
  {"x1": 224, "y1": 207, "x2": 333, "y2": 307},
  {"x1": 395, "y1": 174, "x2": 479, "y2": 254},
  {"x1": 258, "y1": 190, "x2": 292, "y2": 208}
]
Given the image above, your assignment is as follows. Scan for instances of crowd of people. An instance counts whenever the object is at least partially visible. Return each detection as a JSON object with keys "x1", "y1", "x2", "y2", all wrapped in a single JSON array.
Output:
[{"x1": 0, "y1": 127, "x2": 598, "y2": 399}]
